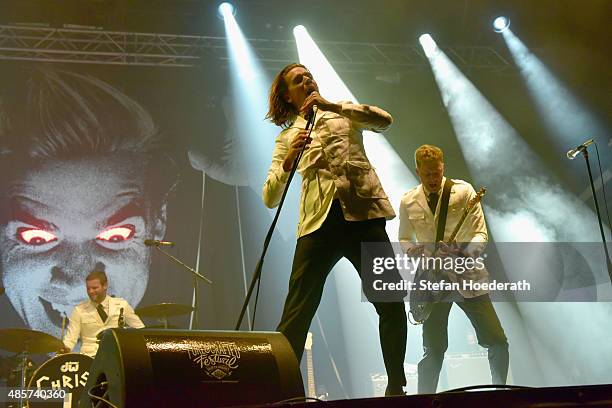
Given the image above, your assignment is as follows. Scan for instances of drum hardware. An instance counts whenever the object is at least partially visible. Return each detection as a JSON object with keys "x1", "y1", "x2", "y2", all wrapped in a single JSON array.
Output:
[
  {"x1": 135, "y1": 303, "x2": 194, "y2": 329},
  {"x1": 149, "y1": 245, "x2": 212, "y2": 330},
  {"x1": 0, "y1": 328, "x2": 64, "y2": 408},
  {"x1": 145, "y1": 324, "x2": 178, "y2": 329}
]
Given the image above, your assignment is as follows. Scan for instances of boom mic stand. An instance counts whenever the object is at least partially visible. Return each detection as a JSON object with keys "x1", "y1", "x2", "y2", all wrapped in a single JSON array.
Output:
[
  {"x1": 235, "y1": 107, "x2": 318, "y2": 330},
  {"x1": 577, "y1": 147, "x2": 612, "y2": 285},
  {"x1": 154, "y1": 246, "x2": 212, "y2": 329}
]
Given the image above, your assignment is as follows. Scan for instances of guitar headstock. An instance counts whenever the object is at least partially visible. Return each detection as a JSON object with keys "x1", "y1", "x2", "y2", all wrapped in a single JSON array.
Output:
[
  {"x1": 467, "y1": 187, "x2": 486, "y2": 210},
  {"x1": 305, "y1": 332, "x2": 313, "y2": 351}
]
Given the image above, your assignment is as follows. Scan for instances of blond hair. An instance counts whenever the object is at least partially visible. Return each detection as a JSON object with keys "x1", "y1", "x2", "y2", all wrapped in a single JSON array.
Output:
[{"x1": 415, "y1": 144, "x2": 444, "y2": 168}]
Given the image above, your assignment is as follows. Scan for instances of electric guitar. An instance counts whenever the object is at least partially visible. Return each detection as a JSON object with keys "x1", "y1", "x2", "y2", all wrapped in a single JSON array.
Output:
[
  {"x1": 409, "y1": 187, "x2": 487, "y2": 324},
  {"x1": 304, "y1": 332, "x2": 316, "y2": 399}
]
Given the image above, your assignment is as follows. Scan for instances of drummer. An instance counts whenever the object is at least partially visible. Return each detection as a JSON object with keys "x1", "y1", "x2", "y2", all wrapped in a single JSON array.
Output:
[{"x1": 59, "y1": 271, "x2": 144, "y2": 356}]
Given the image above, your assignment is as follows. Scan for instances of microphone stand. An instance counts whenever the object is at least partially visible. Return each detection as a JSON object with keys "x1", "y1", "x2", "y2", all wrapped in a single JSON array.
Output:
[
  {"x1": 154, "y1": 246, "x2": 212, "y2": 329},
  {"x1": 579, "y1": 148, "x2": 612, "y2": 285},
  {"x1": 235, "y1": 107, "x2": 318, "y2": 330}
]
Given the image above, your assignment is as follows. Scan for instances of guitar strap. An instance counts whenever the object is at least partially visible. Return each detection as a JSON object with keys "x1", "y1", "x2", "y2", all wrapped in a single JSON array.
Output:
[{"x1": 435, "y1": 178, "x2": 455, "y2": 243}]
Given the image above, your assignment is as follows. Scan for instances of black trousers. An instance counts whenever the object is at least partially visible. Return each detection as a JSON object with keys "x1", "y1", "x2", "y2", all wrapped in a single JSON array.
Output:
[
  {"x1": 417, "y1": 294, "x2": 509, "y2": 393},
  {"x1": 277, "y1": 200, "x2": 408, "y2": 387}
]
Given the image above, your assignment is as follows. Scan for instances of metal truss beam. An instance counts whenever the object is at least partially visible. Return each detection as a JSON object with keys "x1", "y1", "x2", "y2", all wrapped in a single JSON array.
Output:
[{"x1": 0, "y1": 24, "x2": 512, "y2": 73}]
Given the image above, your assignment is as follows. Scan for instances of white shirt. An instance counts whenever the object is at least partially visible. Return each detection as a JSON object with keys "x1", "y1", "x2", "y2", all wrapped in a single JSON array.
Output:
[{"x1": 63, "y1": 296, "x2": 144, "y2": 356}]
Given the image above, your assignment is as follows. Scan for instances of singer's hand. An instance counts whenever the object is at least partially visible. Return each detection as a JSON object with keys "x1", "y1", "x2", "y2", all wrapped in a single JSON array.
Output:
[
  {"x1": 299, "y1": 91, "x2": 339, "y2": 117},
  {"x1": 283, "y1": 130, "x2": 312, "y2": 172}
]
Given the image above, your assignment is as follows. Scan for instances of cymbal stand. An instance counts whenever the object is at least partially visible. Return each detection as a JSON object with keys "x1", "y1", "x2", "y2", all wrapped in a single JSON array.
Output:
[{"x1": 153, "y1": 246, "x2": 212, "y2": 330}]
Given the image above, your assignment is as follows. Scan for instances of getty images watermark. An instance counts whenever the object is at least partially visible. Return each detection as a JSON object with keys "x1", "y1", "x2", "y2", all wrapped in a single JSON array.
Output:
[
  {"x1": 371, "y1": 252, "x2": 530, "y2": 292},
  {"x1": 360, "y1": 242, "x2": 611, "y2": 302}
]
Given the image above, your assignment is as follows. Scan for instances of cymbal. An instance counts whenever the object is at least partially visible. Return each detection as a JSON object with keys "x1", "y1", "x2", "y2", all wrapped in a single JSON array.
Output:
[
  {"x1": 135, "y1": 303, "x2": 194, "y2": 318},
  {"x1": 0, "y1": 328, "x2": 64, "y2": 354},
  {"x1": 146, "y1": 324, "x2": 179, "y2": 329}
]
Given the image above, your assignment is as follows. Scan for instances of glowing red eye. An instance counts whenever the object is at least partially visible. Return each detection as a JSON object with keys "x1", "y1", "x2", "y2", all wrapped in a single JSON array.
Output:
[
  {"x1": 17, "y1": 228, "x2": 58, "y2": 245},
  {"x1": 96, "y1": 225, "x2": 135, "y2": 243}
]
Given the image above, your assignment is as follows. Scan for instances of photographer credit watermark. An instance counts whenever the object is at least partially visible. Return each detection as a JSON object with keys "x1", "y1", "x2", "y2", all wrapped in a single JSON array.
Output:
[{"x1": 360, "y1": 242, "x2": 610, "y2": 302}]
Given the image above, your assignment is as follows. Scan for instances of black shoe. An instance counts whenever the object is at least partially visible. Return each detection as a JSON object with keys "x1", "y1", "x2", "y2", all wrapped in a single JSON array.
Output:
[{"x1": 385, "y1": 385, "x2": 406, "y2": 396}]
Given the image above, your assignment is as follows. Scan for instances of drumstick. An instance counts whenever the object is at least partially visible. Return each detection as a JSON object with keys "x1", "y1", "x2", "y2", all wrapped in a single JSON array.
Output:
[{"x1": 61, "y1": 313, "x2": 66, "y2": 340}]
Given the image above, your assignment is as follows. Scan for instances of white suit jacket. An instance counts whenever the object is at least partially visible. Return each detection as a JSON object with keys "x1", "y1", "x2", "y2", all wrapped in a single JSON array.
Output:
[
  {"x1": 63, "y1": 296, "x2": 144, "y2": 356},
  {"x1": 398, "y1": 178, "x2": 489, "y2": 297},
  {"x1": 262, "y1": 102, "x2": 396, "y2": 237}
]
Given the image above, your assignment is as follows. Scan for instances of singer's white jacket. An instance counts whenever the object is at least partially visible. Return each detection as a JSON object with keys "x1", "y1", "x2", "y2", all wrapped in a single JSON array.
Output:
[
  {"x1": 262, "y1": 102, "x2": 395, "y2": 237},
  {"x1": 63, "y1": 296, "x2": 144, "y2": 356}
]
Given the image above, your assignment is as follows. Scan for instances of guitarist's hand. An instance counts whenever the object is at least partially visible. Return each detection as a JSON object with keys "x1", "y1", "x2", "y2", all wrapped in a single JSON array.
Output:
[
  {"x1": 437, "y1": 242, "x2": 464, "y2": 258},
  {"x1": 405, "y1": 244, "x2": 426, "y2": 256}
]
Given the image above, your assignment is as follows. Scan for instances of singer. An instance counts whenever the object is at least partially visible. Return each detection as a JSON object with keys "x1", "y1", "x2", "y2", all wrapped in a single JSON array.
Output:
[
  {"x1": 59, "y1": 270, "x2": 144, "y2": 356},
  {"x1": 263, "y1": 63, "x2": 407, "y2": 396}
]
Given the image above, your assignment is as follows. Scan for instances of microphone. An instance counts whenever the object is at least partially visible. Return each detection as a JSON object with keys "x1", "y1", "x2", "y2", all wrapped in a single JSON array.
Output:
[
  {"x1": 566, "y1": 139, "x2": 594, "y2": 160},
  {"x1": 118, "y1": 307, "x2": 125, "y2": 329},
  {"x1": 303, "y1": 89, "x2": 317, "y2": 130},
  {"x1": 144, "y1": 239, "x2": 175, "y2": 247}
]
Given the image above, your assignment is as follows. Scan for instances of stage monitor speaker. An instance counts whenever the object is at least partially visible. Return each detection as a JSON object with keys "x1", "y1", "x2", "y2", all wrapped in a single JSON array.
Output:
[{"x1": 79, "y1": 329, "x2": 304, "y2": 407}]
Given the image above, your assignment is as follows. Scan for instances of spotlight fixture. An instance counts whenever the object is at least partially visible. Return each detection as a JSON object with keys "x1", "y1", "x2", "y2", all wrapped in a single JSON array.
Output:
[
  {"x1": 218, "y1": 2, "x2": 236, "y2": 19},
  {"x1": 293, "y1": 25, "x2": 307, "y2": 36},
  {"x1": 493, "y1": 16, "x2": 510, "y2": 33},
  {"x1": 418, "y1": 34, "x2": 438, "y2": 58}
]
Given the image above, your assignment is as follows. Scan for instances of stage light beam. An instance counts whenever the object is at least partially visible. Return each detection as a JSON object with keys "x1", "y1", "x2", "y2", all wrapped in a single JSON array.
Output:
[
  {"x1": 419, "y1": 31, "x2": 612, "y2": 390},
  {"x1": 500, "y1": 28, "x2": 608, "y2": 163},
  {"x1": 217, "y1": 1, "x2": 304, "y2": 330}
]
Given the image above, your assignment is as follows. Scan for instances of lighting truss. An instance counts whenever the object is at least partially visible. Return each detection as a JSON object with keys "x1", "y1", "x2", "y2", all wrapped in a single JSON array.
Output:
[{"x1": 0, "y1": 24, "x2": 512, "y2": 73}]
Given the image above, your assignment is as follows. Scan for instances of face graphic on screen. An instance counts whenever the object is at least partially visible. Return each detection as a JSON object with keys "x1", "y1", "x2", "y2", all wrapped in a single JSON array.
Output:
[
  {"x1": 0, "y1": 154, "x2": 167, "y2": 337},
  {"x1": 0, "y1": 67, "x2": 173, "y2": 338}
]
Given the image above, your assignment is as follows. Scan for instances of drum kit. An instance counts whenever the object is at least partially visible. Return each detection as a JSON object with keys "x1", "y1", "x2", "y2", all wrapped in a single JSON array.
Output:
[
  {"x1": 0, "y1": 302, "x2": 194, "y2": 408},
  {"x1": 135, "y1": 302, "x2": 194, "y2": 329},
  {"x1": 0, "y1": 328, "x2": 69, "y2": 408}
]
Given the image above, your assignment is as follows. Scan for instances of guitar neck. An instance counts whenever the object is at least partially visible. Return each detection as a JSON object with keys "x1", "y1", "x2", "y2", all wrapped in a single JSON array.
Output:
[
  {"x1": 447, "y1": 187, "x2": 486, "y2": 243},
  {"x1": 306, "y1": 349, "x2": 316, "y2": 398},
  {"x1": 448, "y1": 208, "x2": 471, "y2": 243}
]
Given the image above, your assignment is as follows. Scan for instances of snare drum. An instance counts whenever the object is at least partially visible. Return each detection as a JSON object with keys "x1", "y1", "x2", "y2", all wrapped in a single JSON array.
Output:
[{"x1": 27, "y1": 353, "x2": 93, "y2": 408}]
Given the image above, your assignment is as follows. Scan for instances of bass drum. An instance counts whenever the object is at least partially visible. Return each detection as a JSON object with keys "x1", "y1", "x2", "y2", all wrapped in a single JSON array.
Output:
[{"x1": 27, "y1": 353, "x2": 93, "y2": 408}]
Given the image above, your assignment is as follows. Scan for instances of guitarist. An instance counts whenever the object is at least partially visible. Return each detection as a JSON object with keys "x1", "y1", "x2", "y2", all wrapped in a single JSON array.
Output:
[{"x1": 398, "y1": 144, "x2": 509, "y2": 394}]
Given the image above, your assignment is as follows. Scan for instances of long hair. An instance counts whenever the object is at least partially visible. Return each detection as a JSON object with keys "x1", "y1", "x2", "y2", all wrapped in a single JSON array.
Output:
[{"x1": 265, "y1": 63, "x2": 306, "y2": 128}]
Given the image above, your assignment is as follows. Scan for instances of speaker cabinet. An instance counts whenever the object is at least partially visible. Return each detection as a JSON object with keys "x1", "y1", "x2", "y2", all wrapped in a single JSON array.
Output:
[{"x1": 80, "y1": 329, "x2": 304, "y2": 407}]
